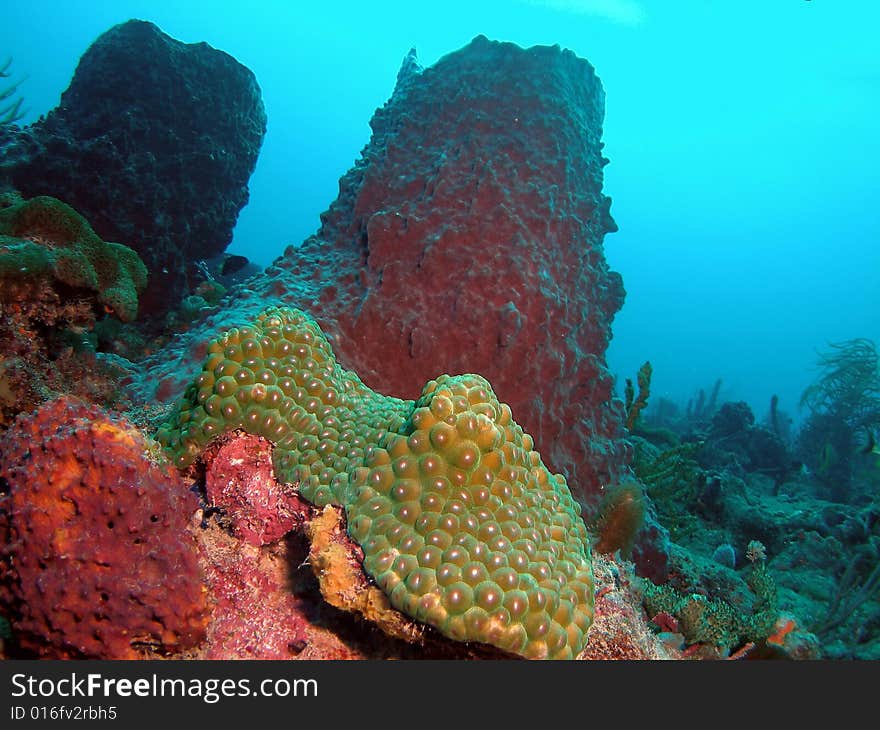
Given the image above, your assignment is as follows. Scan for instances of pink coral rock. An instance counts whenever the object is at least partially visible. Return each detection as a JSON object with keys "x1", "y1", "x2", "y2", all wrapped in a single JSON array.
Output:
[{"x1": 205, "y1": 433, "x2": 311, "y2": 546}]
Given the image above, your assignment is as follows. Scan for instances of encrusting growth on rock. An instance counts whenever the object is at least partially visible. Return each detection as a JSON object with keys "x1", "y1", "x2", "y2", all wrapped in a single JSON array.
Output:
[
  {"x1": 158, "y1": 306, "x2": 595, "y2": 659},
  {"x1": 0, "y1": 192, "x2": 147, "y2": 322},
  {"x1": 624, "y1": 360, "x2": 652, "y2": 431},
  {"x1": 0, "y1": 396, "x2": 208, "y2": 658}
]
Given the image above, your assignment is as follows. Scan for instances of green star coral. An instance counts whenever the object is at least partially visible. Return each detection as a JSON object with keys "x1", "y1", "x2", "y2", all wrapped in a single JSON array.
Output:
[
  {"x1": 157, "y1": 306, "x2": 595, "y2": 659},
  {"x1": 0, "y1": 194, "x2": 147, "y2": 321}
]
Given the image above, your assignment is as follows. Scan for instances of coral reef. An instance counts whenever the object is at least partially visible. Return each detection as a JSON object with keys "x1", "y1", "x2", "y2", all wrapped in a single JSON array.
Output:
[
  {"x1": 797, "y1": 338, "x2": 880, "y2": 501},
  {"x1": 0, "y1": 396, "x2": 208, "y2": 658},
  {"x1": 0, "y1": 193, "x2": 147, "y2": 321},
  {"x1": 136, "y1": 35, "x2": 627, "y2": 510},
  {"x1": 4, "y1": 26, "x2": 843, "y2": 663},
  {"x1": 628, "y1": 399, "x2": 877, "y2": 657},
  {"x1": 0, "y1": 20, "x2": 266, "y2": 316},
  {"x1": 579, "y1": 553, "x2": 675, "y2": 659},
  {"x1": 642, "y1": 544, "x2": 779, "y2": 655},
  {"x1": 698, "y1": 401, "x2": 790, "y2": 490},
  {"x1": 633, "y1": 438, "x2": 705, "y2": 540},
  {"x1": 808, "y1": 534, "x2": 880, "y2": 655},
  {"x1": 0, "y1": 192, "x2": 146, "y2": 423},
  {"x1": 158, "y1": 306, "x2": 595, "y2": 659}
]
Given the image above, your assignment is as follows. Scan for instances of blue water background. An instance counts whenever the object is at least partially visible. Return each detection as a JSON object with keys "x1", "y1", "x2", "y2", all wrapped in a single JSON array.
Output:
[{"x1": 2, "y1": 0, "x2": 877, "y2": 423}]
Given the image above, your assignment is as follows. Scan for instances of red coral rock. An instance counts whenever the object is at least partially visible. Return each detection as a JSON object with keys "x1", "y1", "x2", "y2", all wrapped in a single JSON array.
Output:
[
  {"x1": 650, "y1": 611, "x2": 681, "y2": 634},
  {"x1": 267, "y1": 36, "x2": 627, "y2": 506},
  {"x1": 198, "y1": 528, "x2": 312, "y2": 660},
  {"x1": 136, "y1": 36, "x2": 629, "y2": 510},
  {"x1": 580, "y1": 555, "x2": 676, "y2": 660},
  {"x1": 204, "y1": 433, "x2": 312, "y2": 546},
  {"x1": 0, "y1": 396, "x2": 208, "y2": 658}
]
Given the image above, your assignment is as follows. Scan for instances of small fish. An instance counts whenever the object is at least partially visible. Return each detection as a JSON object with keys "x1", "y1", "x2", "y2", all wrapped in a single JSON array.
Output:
[
  {"x1": 220, "y1": 254, "x2": 250, "y2": 277},
  {"x1": 817, "y1": 442, "x2": 836, "y2": 474},
  {"x1": 197, "y1": 253, "x2": 259, "y2": 286},
  {"x1": 856, "y1": 428, "x2": 880, "y2": 456}
]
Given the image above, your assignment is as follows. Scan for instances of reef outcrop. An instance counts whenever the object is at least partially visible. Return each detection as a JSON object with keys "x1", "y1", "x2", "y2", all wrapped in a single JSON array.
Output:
[
  {"x1": 271, "y1": 35, "x2": 626, "y2": 506},
  {"x1": 158, "y1": 306, "x2": 596, "y2": 659},
  {"x1": 0, "y1": 192, "x2": 147, "y2": 322},
  {"x1": 0, "y1": 191, "x2": 148, "y2": 425},
  {"x1": 0, "y1": 19, "x2": 266, "y2": 316},
  {"x1": 139, "y1": 35, "x2": 628, "y2": 509}
]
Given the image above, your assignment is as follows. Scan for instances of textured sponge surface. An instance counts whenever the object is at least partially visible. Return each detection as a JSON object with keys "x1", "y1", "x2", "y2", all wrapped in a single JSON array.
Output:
[{"x1": 158, "y1": 306, "x2": 594, "y2": 658}]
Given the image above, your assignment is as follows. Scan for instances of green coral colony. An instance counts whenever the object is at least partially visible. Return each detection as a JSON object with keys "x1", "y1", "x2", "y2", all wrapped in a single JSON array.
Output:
[
  {"x1": 157, "y1": 306, "x2": 595, "y2": 658},
  {"x1": 0, "y1": 194, "x2": 147, "y2": 321}
]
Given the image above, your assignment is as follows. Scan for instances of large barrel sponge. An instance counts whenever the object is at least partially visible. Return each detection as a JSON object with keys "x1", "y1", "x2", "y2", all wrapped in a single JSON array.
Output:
[
  {"x1": 0, "y1": 396, "x2": 209, "y2": 658},
  {"x1": 157, "y1": 306, "x2": 595, "y2": 658},
  {"x1": 0, "y1": 194, "x2": 147, "y2": 321}
]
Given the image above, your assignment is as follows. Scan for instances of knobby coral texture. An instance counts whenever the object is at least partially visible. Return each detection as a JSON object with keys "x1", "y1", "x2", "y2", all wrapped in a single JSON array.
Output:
[
  {"x1": 0, "y1": 193, "x2": 147, "y2": 321},
  {"x1": 158, "y1": 306, "x2": 595, "y2": 659},
  {"x1": 0, "y1": 397, "x2": 208, "y2": 659}
]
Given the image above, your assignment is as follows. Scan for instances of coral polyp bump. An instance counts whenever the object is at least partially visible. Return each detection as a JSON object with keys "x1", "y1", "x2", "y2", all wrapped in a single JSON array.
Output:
[
  {"x1": 0, "y1": 396, "x2": 208, "y2": 658},
  {"x1": 0, "y1": 193, "x2": 148, "y2": 322},
  {"x1": 158, "y1": 306, "x2": 595, "y2": 659}
]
